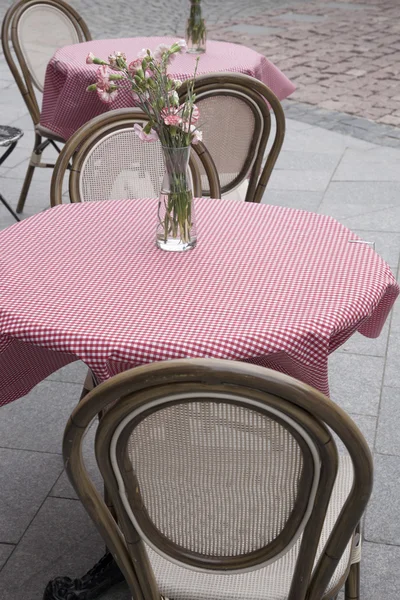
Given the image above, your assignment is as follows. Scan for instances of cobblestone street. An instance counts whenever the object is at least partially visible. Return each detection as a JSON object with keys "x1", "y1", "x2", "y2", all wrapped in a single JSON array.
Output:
[{"x1": 207, "y1": 0, "x2": 400, "y2": 128}]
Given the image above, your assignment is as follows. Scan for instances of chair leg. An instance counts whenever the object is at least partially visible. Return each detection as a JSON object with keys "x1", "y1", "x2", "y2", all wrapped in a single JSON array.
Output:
[
  {"x1": 345, "y1": 562, "x2": 360, "y2": 600},
  {"x1": 16, "y1": 161, "x2": 36, "y2": 213}
]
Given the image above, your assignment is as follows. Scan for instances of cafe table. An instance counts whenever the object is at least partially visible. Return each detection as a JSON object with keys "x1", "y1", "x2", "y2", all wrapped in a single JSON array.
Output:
[
  {"x1": 0, "y1": 197, "x2": 398, "y2": 598},
  {"x1": 0, "y1": 197, "x2": 398, "y2": 407},
  {"x1": 40, "y1": 36, "x2": 296, "y2": 141}
]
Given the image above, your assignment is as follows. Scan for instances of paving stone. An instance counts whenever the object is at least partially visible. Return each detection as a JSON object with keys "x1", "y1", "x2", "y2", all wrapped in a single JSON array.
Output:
[
  {"x1": 333, "y1": 147, "x2": 400, "y2": 182},
  {"x1": 360, "y1": 542, "x2": 400, "y2": 600},
  {"x1": 375, "y1": 386, "x2": 400, "y2": 455},
  {"x1": 267, "y1": 169, "x2": 333, "y2": 192},
  {"x1": 0, "y1": 448, "x2": 63, "y2": 543},
  {"x1": 319, "y1": 181, "x2": 400, "y2": 225},
  {"x1": 0, "y1": 380, "x2": 82, "y2": 454},
  {"x1": 0, "y1": 544, "x2": 14, "y2": 570},
  {"x1": 383, "y1": 327, "x2": 400, "y2": 388},
  {"x1": 274, "y1": 150, "x2": 341, "y2": 171},
  {"x1": 46, "y1": 361, "x2": 88, "y2": 385},
  {"x1": 328, "y1": 353, "x2": 384, "y2": 416},
  {"x1": 0, "y1": 497, "x2": 110, "y2": 600},
  {"x1": 365, "y1": 454, "x2": 400, "y2": 545},
  {"x1": 262, "y1": 189, "x2": 323, "y2": 212},
  {"x1": 338, "y1": 317, "x2": 390, "y2": 358}
]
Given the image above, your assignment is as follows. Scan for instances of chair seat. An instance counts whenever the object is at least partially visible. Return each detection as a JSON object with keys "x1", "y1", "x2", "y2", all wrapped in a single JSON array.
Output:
[
  {"x1": 36, "y1": 123, "x2": 65, "y2": 143},
  {"x1": 146, "y1": 455, "x2": 354, "y2": 600},
  {"x1": 0, "y1": 125, "x2": 23, "y2": 147}
]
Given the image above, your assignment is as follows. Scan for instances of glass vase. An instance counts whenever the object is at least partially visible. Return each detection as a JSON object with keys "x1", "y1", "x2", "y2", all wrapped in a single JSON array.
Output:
[
  {"x1": 186, "y1": 0, "x2": 206, "y2": 54},
  {"x1": 156, "y1": 145, "x2": 197, "y2": 252}
]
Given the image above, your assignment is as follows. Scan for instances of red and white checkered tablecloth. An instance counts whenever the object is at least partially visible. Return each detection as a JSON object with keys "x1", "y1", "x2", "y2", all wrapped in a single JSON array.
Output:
[
  {"x1": 40, "y1": 37, "x2": 296, "y2": 140},
  {"x1": 0, "y1": 198, "x2": 398, "y2": 406}
]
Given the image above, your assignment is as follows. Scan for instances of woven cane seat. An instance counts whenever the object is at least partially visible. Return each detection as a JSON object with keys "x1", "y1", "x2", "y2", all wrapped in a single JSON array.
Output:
[{"x1": 146, "y1": 455, "x2": 353, "y2": 600}]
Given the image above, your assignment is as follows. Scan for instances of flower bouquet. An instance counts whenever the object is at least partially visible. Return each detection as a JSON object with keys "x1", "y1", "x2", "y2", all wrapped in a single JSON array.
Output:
[
  {"x1": 186, "y1": 0, "x2": 206, "y2": 54},
  {"x1": 86, "y1": 40, "x2": 201, "y2": 251}
]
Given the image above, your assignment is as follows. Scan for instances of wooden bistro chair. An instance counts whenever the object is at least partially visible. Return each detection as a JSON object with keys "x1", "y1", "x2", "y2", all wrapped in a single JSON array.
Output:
[
  {"x1": 63, "y1": 359, "x2": 373, "y2": 600},
  {"x1": 50, "y1": 107, "x2": 221, "y2": 205},
  {"x1": 1, "y1": 0, "x2": 92, "y2": 214},
  {"x1": 179, "y1": 72, "x2": 286, "y2": 203}
]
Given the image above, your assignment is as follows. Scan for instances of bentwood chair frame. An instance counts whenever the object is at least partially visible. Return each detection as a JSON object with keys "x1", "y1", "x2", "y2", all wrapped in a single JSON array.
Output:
[
  {"x1": 63, "y1": 359, "x2": 373, "y2": 600},
  {"x1": 179, "y1": 72, "x2": 285, "y2": 203},
  {"x1": 50, "y1": 107, "x2": 221, "y2": 206},
  {"x1": 1, "y1": 0, "x2": 91, "y2": 213}
]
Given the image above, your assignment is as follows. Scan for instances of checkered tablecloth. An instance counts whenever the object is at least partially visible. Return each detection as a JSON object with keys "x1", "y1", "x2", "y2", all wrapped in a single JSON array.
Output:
[
  {"x1": 0, "y1": 198, "x2": 398, "y2": 406},
  {"x1": 40, "y1": 37, "x2": 296, "y2": 140}
]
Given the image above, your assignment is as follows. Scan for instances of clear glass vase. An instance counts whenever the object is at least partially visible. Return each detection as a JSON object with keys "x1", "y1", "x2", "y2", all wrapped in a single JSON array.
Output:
[
  {"x1": 186, "y1": 0, "x2": 206, "y2": 54},
  {"x1": 156, "y1": 145, "x2": 197, "y2": 252}
]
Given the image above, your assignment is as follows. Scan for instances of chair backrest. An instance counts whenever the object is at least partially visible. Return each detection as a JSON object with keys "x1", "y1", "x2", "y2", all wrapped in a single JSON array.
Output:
[
  {"x1": 179, "y1": 72, "x2": 285, "y2": 203},
  {"x1": 63, "y1": 359, "x2": 373, "y2": 600},
  {"x1": 50, "y1": 108, "x2": 221, "y2": 205},
  {"x1": 1, "y1": 0, "x2": 91, "y2": 124}
]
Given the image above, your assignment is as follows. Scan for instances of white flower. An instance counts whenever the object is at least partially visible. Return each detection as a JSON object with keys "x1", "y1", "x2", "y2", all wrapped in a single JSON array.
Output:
[
  {"x1": 153, "y1": 43, "x2": 170, "y2": 61},
  {"x1": 177, "y1": 39, "x2": 187, "y2": 53},
  {"x1": 138, "y1": 48, "x2": 153, "y2": 59}
]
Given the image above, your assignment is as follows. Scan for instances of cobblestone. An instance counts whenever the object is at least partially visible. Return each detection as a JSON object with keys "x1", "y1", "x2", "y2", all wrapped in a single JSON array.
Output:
[{"x1": 205, "y1": 0, "x2": 400, "y2": 128}]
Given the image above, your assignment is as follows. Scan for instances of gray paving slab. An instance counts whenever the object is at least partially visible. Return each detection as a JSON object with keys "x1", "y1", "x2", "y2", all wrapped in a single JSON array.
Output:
[
  {"x1": 333, "y1": 147, "x2": 400, "y2": 182},
  {"x1": 365, "y1": 454, "x2": 400, "y2": 545},
  {"x1": 361, "y1": 541, "x2": 400, "y2": 600},
  {"x1": 383, "y1": 327, "x2": 400, "y2": 388},
  {"x1": 274, "y1": 150, "x2": 342, "y2": 172},
  {"x1": 267, "y1": 169, "x2": 333, "y2": 192},
  {"x1": 328, "y1": 353, "x2": 385, "y2": 416},
  {"x1": 0, "y1": 497, "x2": 106, "y2": 600},
  {"x1": 0, "y1": 543, "x2": 14, "y2": 570},
  {"x1": 0, "y1": 448, "x2": 63, "y2": 543},
  {"x1": 46, "y1": 361, "x2": 88, "y2": 385},
  {"x1": 262, "y1": 189, "x2": 323, "y2": 212},
  {"x1": 0, "y1": 380, "x2": 82, "y2": 454},
  {"x1": 375, "y1": 386, "x2": 400, "y2": 455},
  {"x1": 338, "y1": 318, "x2": 390, "y2": 358}
]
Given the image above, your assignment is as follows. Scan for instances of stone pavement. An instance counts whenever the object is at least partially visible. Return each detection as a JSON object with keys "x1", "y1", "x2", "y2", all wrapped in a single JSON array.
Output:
[{"x1": 0, "y1": 0, "x2": 400, "y2": 598}]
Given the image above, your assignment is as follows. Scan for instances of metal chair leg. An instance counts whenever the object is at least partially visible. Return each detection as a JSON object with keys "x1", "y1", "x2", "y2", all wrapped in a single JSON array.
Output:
[{"x1": 0, "y1": 193, "x2": 20, "y2": 221}]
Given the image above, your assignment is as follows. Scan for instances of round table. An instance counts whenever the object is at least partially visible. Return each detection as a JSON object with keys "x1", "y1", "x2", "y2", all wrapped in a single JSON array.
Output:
[
  {"x1": 40, "y1": 36, "x2": 296, "y2": 140},
  {"x1": 0, "y1": 198, "x2": 397, "y2": 407}
]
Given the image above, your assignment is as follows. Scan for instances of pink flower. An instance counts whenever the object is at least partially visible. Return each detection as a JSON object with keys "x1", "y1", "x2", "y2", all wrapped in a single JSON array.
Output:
[
  {"x1": 180, "y1": 104, "x2": 200, "y2": 124},
  {"x1": 153, "y1": 43, "x2": 170, "y2": 61},
  {"x1": 96, "y1": 65, "x2": 110, "y2": 89},
  {"x1": 97, "y1": 86, "x2": 118, "y2": 104},
  {"x1": 161, "y1": 107, "x2": 182, "y2": 126},
  {"x1": 133, "y1": 123, "x2": 159, "y2": 142},
  {"x1": 164, "y1": 114, "x2": 182, "y2": 126},
  {"x1": 128, "y1": 59, "x2": 142, "y2": 77},
  {"x1": 108, "y1": 51, "x2": 126, "y2": 67},
  {"x1": 181, "y1": 122, "x2": 203, "y2": 144},
  {"x1": 86, "y1": 52, "x2": 95, "y2": 64}
]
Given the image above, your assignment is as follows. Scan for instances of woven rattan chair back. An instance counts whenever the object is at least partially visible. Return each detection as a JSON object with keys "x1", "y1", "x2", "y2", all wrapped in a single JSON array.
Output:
[
  {"x1": 51, "y1": 108, "x2": 221, "y2": 205},
  {"x1": 63, "y1": 359, "x2": 373, "y2": 600},
  {"x1": 1, "y1": 0, "x2": 91, "y2": 124},
  {"x1": 179, "y1": 72, "x2": 285, "y2": 203}
]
